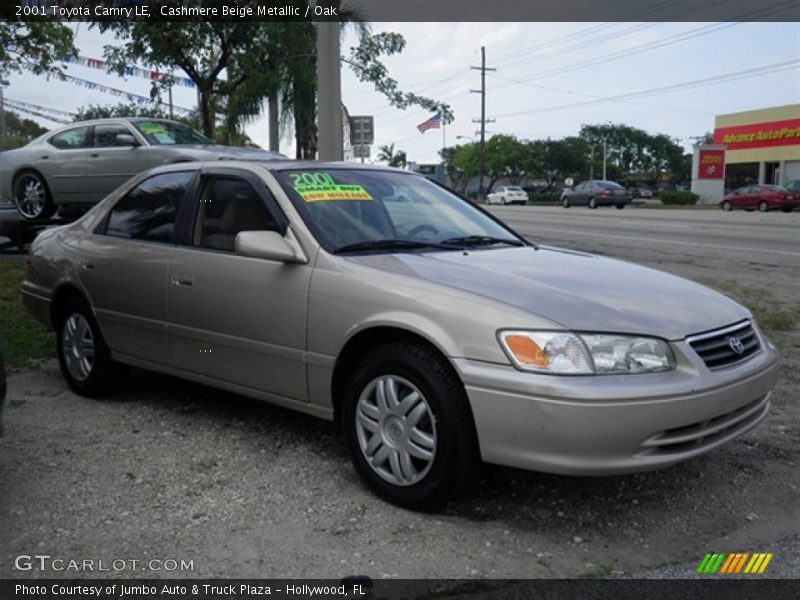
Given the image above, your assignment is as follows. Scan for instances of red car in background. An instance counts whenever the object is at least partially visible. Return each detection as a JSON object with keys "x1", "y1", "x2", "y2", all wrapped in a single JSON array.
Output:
[{"x1": 720, "y1": 184, "x2": 800, "y2": 213}]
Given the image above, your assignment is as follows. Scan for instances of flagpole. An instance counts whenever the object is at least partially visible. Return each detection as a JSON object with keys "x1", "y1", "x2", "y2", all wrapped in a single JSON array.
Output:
[{"x1": 442, "y1": 118, "x2": 446, "y2": 154}]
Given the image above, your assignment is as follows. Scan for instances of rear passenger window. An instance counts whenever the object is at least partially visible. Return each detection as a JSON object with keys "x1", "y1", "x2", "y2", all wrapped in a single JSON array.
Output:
[
  {"x1": 194, "y1": 177, "x2": 279, "y2": 252},
  {"x1": 49, "y1": 126, "x2": 89, "y2": 149},
  {"x1": 105, "y1": 171, "x2": 195, "y2": 243}
]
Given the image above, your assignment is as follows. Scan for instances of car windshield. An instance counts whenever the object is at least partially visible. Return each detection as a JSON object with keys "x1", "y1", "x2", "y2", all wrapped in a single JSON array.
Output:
[
  {"x1": 133, "y1": 121, "x2": 215, "y2": 145},
  {"x1": 507, "y1": 186, "x2": 524, "y2": 191},
  {"x1": 274, "y1": 168, "x2": 524, "y2": 253}
]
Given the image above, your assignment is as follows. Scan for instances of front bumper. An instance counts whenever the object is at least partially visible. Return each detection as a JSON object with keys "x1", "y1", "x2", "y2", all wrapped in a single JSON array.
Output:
[{"x1": 454, "y1": 335, "x2": 780, "y2": 475}]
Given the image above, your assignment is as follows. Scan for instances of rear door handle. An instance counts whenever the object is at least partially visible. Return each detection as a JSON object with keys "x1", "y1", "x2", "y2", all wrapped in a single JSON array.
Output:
[
  {"x1": 40, "y1": 155, "x2": 49, "y2": 160},
  {"x1": 90, "y1": 153, "x2": 99, "y2": 158},
  {"x1": 171, "y1": 277, "x2": 193, "y2": 288}
]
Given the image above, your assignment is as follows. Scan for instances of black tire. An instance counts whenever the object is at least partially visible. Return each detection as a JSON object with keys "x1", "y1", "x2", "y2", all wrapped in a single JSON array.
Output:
[
  {"x1": 722, "y1": 201, "x2": 732, "y2": 212},
  {"x1": 588, "y1": 197, "x2": 598, "y2": 209},
  {"x1": 561, "y1": 196, "x2": 570, "y2": 208},
  {"x1": 55, "y1": 298, "x2": 125, "y2": 397},
  {"x1": 341, "y1": 342, "x2": 479, "y2": 509},
  {"x1": 781, "y1": 207, "x2": 793, "y2": 213},
  {"x1": 13, "y1": 170, "x2": 55, "y2": 221},
  {"x1": 615, "y1": 203, "x2": 625, "y2": 209},
  {"x1": 758, "y1": 200, "x2": 769, "y2": 213}
]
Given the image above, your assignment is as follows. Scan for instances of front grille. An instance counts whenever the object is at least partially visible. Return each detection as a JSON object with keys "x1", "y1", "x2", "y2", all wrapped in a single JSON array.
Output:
[
  {"x1": 639, "y1": 393, "x2": 771, "y2": 457},
  {"x1": 686, "y1": 320, "x2": 760, "y2": 370}
]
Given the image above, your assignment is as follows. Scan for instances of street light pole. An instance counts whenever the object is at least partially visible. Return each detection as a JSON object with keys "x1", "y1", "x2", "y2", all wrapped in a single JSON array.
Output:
[{"x1": 602, "y1": 138, "x2": 607, "y2": 180}]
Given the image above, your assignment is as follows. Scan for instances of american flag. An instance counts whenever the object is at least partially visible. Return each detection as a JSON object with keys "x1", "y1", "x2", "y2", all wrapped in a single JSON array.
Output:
[{"x1": 417, "y1": 112, "x2": 442, "y2": 134}]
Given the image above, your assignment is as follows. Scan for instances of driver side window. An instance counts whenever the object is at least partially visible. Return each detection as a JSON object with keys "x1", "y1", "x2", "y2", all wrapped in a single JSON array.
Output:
[{"x1": 193, "y1": 176, "x2": 279, "y2": 252}]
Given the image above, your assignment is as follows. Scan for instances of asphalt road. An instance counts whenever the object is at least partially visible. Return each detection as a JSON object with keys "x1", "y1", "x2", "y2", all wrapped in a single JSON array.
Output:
[{"x1": 1, "y1": 207, "x2": 798, "y2": 582}]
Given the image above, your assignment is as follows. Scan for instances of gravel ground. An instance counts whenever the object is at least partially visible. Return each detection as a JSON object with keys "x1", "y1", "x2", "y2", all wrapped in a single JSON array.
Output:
[{"x1": 1, "y1": 207, "x2": 798, "y2": 580}]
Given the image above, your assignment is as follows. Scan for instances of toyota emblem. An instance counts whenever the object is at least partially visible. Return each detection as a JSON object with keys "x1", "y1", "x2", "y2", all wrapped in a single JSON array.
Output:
[{"x1": 728, "y1": 336, "x2": 745, "y2": 354}]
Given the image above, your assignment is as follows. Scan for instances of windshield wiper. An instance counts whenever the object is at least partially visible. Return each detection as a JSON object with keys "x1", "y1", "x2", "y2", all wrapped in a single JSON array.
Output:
[
  {"x1": 439, "y1": 235, "x2": 525, "y2": 247},
  {"x1": 334, "y1": 239, "x2": 460, "y2": 254}
]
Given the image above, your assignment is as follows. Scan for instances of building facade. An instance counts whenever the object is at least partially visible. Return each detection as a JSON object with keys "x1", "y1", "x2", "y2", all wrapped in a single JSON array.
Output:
[{"x1": 713, "y1": 104, "x2": 800, "y2": 187}]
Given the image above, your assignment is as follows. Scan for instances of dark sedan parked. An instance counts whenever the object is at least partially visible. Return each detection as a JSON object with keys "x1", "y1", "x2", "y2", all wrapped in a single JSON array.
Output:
[
  {"x1": 561, "y1": 180, "x2": 633, "y2": 209},
  {"x1": 720, "y1": 184, "x2": 800, "y2": 213}
]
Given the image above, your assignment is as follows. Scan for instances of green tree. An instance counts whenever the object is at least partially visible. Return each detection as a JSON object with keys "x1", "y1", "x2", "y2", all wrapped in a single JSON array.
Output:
[
  {"x1": 377, "y1": 143, "x2": 407, "y2": 168},
  {"x1": 94, "y1": 21, "x2": 271, "y2": 138},
  {"x1": 74, "y1": 103, "x2": 175, "y2": 121},
  {"x1": 0, "y1": 23, "x2": 75, "y2": 79},
  {"x1": 440, "y1": 143, "x2": 479, "y2": 193},
  {"x1": 0, "y1": 110, "x2": 48, "y2": 150},
  {"x1": 530, "y1": 137, "x2": 590, "y2": 189}
]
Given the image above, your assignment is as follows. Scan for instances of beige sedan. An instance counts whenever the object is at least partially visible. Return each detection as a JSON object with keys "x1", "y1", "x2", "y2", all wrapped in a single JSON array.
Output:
[{"x1": 23, "y1": 161, "x2": 779, "y2": 508}]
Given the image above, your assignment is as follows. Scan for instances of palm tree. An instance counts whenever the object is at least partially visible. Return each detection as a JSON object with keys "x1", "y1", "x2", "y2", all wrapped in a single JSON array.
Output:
[{"x1": 377, "y1": 143, "x2": 407, "y2": 168}]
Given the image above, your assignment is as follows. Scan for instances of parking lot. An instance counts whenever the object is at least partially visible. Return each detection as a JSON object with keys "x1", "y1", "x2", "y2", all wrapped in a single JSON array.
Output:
[{"x1": 1, "y1": 207, "x2": 798, "y2": 580}]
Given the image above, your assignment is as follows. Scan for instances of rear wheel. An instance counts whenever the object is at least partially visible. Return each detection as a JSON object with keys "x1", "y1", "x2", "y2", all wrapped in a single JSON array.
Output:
[
  {"x1": 55, "y1": 298, "x2": 125, "y2": 397},
  {"x1": 758, "y1": 200, "x2": 769, "y2": 213},
  {"x1": 615, "y1": 203, "x2": 625, "y2": 209},
  {"x1": 13, "y1": 171, "x2": 55, "y2": 220},
  {"x1": 588, "y1": 197, "x2": 598, "y2": 209},
  {"x1": 342, "y1": 342, "x2": 479, "y2": 509},
  {"x1": 722, "y1": 201, "x2": 732, "y2": 211}
]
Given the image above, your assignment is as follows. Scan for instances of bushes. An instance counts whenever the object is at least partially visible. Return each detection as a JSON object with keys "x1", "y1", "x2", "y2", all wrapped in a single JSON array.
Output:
[
  {"x1": 527, "y1": 191, "x2": 562, "y2": 204},
  {"x1": 660, "y1": 190, "x2": 698, "y2": 205}
]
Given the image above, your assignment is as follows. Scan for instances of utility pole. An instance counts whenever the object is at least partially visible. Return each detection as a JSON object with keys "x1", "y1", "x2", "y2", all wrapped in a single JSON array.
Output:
[
  {"x1": 471, "y1": 47, "x2": 495, "y2": 199},
  {"x1": 602, "y1": 138, "x2": 608, "y2": 180},
  {"x1": 317, "y1": 15, "x2": 343, "y2": 161}
]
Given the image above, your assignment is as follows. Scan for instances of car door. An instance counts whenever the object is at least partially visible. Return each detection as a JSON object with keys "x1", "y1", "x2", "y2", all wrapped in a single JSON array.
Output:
[
  {"x1": 34, "y1": 125, "x2": 90, "y2": 202},
  {"x1": 572, "y1": 182, "x2": 588, "y2": 204},
  {"x1": 165, "y1": 167, "x2": 312, "y2": 402},
  {"x1": 77, "y1": 169, "x2": 198, "y2": 364},
  {"x1": 86, "y1": 123, "x2": 145, "y2": 201}
]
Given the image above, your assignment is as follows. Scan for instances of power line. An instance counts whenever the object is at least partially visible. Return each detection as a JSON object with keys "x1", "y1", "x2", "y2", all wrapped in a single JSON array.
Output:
[
  {"x1": 493, "y1": 60, "x2": 800, "y2": 119},
  {"x1": 487, "y1": 73, "x2": 713, "y2": 116}
]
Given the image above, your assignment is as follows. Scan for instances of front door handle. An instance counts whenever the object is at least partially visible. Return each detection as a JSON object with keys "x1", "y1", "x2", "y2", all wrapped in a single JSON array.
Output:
[
  {"x1": 81, "y1": 262, "x2": 95, "y2": 271},
  {"x1": 90, "y1": 153, "x2": 99, "y2": 158},
  {"x1": 171, "y1": 277, "x2": 193, "y2": 288}
]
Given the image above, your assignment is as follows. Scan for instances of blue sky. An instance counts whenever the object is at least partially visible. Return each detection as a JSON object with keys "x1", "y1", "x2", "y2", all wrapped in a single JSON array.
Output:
[{"x1": 4, "y1": 21, "x2": 799, "y2": 162}]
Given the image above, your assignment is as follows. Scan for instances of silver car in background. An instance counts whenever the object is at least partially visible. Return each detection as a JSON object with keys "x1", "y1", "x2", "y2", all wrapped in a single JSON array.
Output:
[
  {"x1": 22, "y1": 161, "x2": 780, "y2": 508},
  {"x1": 0, "y1": 118, "x2": 284, "y2": 220}
]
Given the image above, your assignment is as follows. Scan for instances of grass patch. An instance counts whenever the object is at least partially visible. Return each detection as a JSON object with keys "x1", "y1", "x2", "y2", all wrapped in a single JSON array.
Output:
[{"x1": 0, "y1": 259, "x2": 55, "y2": 367}]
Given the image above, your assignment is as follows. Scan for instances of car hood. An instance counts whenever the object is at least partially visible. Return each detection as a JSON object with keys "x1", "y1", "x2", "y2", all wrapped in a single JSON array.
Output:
[
  {"x1": 174, "y1": 145, "x2": 286, "y2": 160},
  {"x1": 344, "y1": 246, "x2": 749, "y2": 340}
]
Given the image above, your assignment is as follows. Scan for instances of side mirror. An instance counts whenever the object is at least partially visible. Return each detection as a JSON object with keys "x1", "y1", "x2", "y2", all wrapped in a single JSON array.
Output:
[
  {"x1": 235, "y1": 230, "x2": 307, "y2": 263},
  {"x1": 116, "y1": 133, "x2": 140, "y2": 146}
]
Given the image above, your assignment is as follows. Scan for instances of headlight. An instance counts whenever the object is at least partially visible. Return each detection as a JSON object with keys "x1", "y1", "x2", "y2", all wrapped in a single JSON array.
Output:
[{"x1": 498, "y1": 330, "x2": 675, "y2": 375}]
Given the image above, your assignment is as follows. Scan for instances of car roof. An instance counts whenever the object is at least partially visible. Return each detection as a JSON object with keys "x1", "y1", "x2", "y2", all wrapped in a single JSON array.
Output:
[{"x1": 143, "y1": 159, "x2": 412, "y2": 175}]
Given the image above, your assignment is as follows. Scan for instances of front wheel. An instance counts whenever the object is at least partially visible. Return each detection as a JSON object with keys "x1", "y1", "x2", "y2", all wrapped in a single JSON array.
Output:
[
  {"x1": 342, "y1": 342, "x2": 479, "y2": 509},
  {"x1": 722, "y1": 201, "x2": 732, "y2": 211},
  {"x1": 561, "y1": 196, "x2": 571, "y2": 208},
  {"x1": 615, "y1": 203, "x2": 625, "y2": 209},
  {"x1": 758, "y1": 200, "x2": 769, "y2": 213},
  {"x1": 56, "y1": 298, "x2": 126, "y2": 397},
  {"x1": 588, "y1": 197, "x2": 598, "y2": 209},
  {"x1": 13, "y1": 171, "x2": 55, "y2": 220}
]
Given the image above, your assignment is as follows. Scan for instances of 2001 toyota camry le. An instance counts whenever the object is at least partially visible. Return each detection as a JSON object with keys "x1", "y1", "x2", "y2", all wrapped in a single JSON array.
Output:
[{"x1": 22, "y1": 161, "x2": 780, "y2": 508}]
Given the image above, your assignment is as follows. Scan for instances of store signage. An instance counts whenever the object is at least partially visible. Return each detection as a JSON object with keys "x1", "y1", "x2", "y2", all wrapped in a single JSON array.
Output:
[
  {"x1": 713, "y1": 118, "x2": 800, "y2": 150},
  {"x1": 698, "y1": 149, "x2": 725, "y2": 179}
]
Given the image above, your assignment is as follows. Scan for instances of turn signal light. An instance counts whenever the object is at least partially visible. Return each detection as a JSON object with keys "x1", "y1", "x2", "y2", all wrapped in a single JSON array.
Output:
[{"x1": 503, "y1": 335, "x2": 550, "y2": 368}]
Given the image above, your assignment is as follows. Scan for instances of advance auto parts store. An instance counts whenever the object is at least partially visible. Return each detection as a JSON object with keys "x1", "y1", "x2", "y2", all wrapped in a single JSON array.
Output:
[{"x1": 714, "y1": 104, "x2": 800, "y2": 188}]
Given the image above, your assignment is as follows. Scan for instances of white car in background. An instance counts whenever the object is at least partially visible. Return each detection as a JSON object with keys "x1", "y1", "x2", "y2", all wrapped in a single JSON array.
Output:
[{"x1": 486, "y1": 186, "x2": 528, "y2": 205}]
